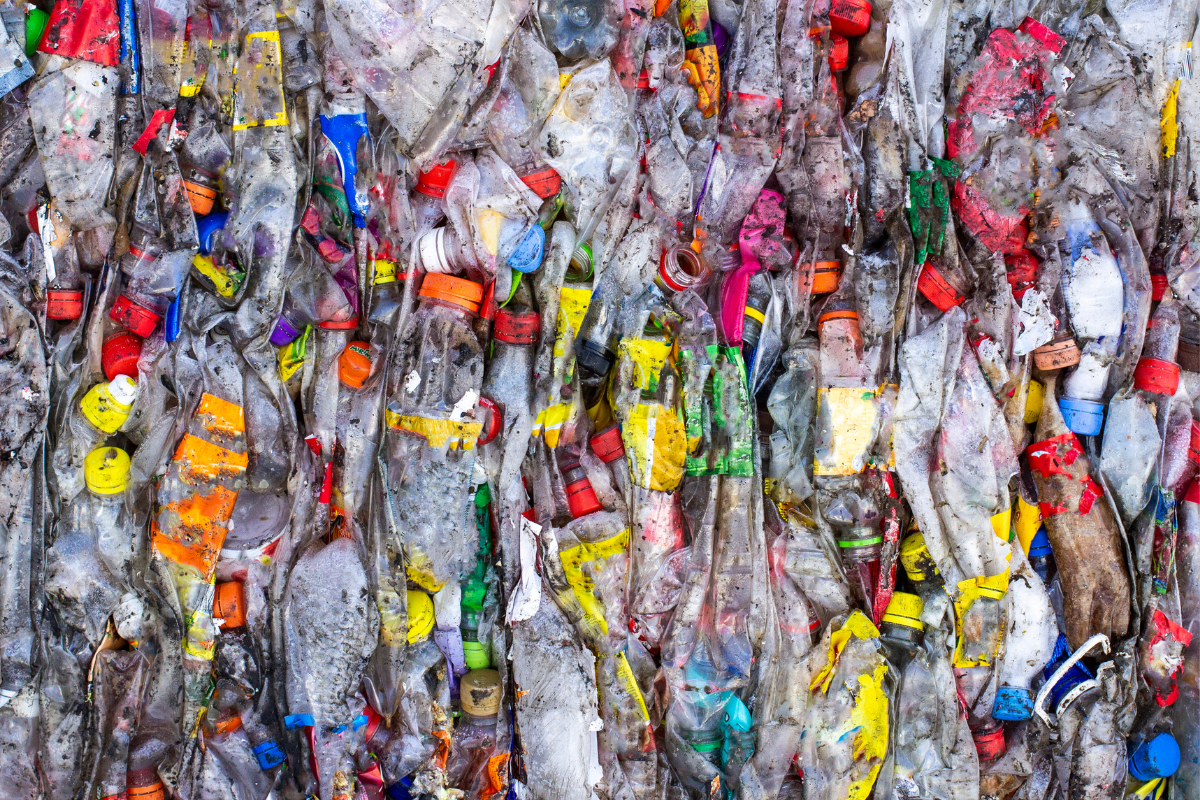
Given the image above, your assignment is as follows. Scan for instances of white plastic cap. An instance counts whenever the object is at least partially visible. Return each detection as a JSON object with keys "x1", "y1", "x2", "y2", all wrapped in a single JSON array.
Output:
[
  {"x1": 418, "y1": 227, "x2": 450, "y2": 274},
  {"x1": 107, "y1": 374, "x2": 139, "y2": 407}
]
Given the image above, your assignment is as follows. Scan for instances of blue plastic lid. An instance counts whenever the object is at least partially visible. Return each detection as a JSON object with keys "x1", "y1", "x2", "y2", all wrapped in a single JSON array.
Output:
[
  {"x1": 507, "y1": 225, "x2": 546, "y2": 273},
  {"x1": 1129, "y1": 732, "x2": 1181, "y2": 781},
  {"x1": 1028, "y1": 529, "x2": 1053, "y2": 558},
  {"x1": 992, "y1": 685, "x2": 1034, "y2": 721},
  {"x1": 1059, "y1": 397, "x2": 1105, "y2": 436},
  {"x1": 195, "y1": 211, "x2": 228, "y2": 255}
]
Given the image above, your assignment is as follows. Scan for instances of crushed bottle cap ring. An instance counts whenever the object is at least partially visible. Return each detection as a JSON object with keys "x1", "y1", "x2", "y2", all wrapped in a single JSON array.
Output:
[
  {"x1": 84, "y1": 447, "x2": 131, "y2": 495},
  {"x1": 1133, "y1": 357, "x2": 1180, "y2": 396},
  {"x1": 213, "y1": 581, "x2": 247, "y2": 629},
  {"x1": 110, "y1": 294, "x2": 161, "y2": 338},
  {"x1": 338, "y1": 341, "x2": 372, "y2": 389},
  {"x1": 419, "y1": 273, "x2": 484, "y2": 315},
  {"x1": 493, "y1": 307, "x2": 540, "y2": 345},
  {"x1": 460, "y1": 669, "x2": 502, "y2": 717},
  {"x1": 102, "y1": 333, "x2": 143, "y2": 381},
  {"x1": 47, "y1": 289, "x2": 84, "y2": 320}
]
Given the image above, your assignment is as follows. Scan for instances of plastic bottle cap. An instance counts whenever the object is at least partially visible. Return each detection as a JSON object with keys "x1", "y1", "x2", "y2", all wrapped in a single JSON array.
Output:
[
  {"x1": 374, "y1": 259, "x2": 398, "y2": 285},
  {"x1": 110, "y1": 294, "x2": 161, "y2": 337},
  {"x1": 102, "y1": 333, "x2": 144, "y2": 381},
  {"x1": 126, "y1": 771, "x2": 165, "y2": 800},
  {"x1": 1129, "y1": 732, "x2": 1181, "y2": 781},
  {"x1": 1186, "y1": 479, "x2": 1200, "y2": 505},
  {"x1": 1005, "y1": 251, "x2": 1038, "y2": 282},
  {"x1": 1027, "y1": 528, "x2": 1053, "y2": 558},
  {"x1": 1133, "y1": 357, "x2": 1181, "y2": 396},
  {"x1": 972, "y1": 726, "x2": 1006, "y2": 762},
  {"x1": 565, "y1": 478, "x2": 603, "y2": 519},
  {"x1": 80, "y1": 376, "x2": 139, "y2": 434},
  {"x1": 830, "y1": 0, "x2": 871, "y2": 36},
  {"x1": 419, "y1": 273, "x2": 484, "y2": 315},
  {"x1": 460, "y1": 669, "x2": 502, "y2": 716},
  {"x1": 520, "y1": 167, "x2": 562, "y2": 199},
  {"x1": 1058, "y1": 397, "x2": 1104, "y2": 436},
  {"x1": 213, "y1": 581, "x2": 247, "y2": 629},
  {"x1": 916, "y1": 263, "x2": 965, "y2": 311},
  {"x1": 407, "y1": 590, "x2": 435, "y2": 644},
  {"x1": 84, "y1": 447, "x2": 131, "y2": 495},
  {"x1": 493, "y1": 308, "x2": 540, "y2": 345},
  {"x1": 318, "y1": 317, "x2": 359, "y2": 330},
  {"x1": 507, "y1": 225, "x2": 546, "y2": 273},
  {"x1": 415, "y1": 160, "x2": 457, "y2": 199},
  {"x1": 1024, "y1": 379, "x2": 1044, "y2": 424},
  {"x1": 462, "y1": 640, "x2": 491, "y2": 670},
  {"x1": 881, "y1": 592, "x2": 924, "y2": 631},
  {"x1": 1150, "y1": 272, "x2": 1169, "y2": 301},
  {"x1": 808, "y1": 261, "x2": 843, "y2": 295},
  {"x1": 47, "y1": 289, "x2": 84, "y2": 320},
  {"x1": 828, "y1": 34, "x2": 849, "y2": 71},
  {"x1": 25, "y1": 8, "x2": 49, "y2": 59},
  {"x1": 1032, "y1": 336, "x2": 1081, "y2": 370},
  {"x1": 590, "y1": 425, "x2": 625, "y2": 463},
  {"x1": 992, "y1": 686, "x2": 1034, "y2": 721},
  {"x1": 184, "y1": 178, "x2": 218, "y2": 216},
  {"x1": 899, "y1": 533, "x2": 939, "y2": 582},
  {"x1": 817, "y1": 307, "x2": 859, "y2": 328},
  {"x1": 636, "y1": 69, "x2": 651, "y2": 89},
  {"x1": 270, "y1": 315, "x2": 302, "y2": 346},
  {"x1": 338, "y1": 341, "x2": 372, "y2": 389},
  {"x1": 195, "y1": 212, "x2": 228, "y2": 255}
]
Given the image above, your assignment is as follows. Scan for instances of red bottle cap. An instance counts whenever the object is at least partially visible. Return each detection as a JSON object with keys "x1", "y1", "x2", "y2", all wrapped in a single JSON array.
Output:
[
  {"x1": 1133, "y1": 357, "x2": 1180, "y2": 396},
  {"x1": 1004, "y1": 251, "x2": 1038, "y2": 283},
  {"x1": 565, "y1": 478, "x2": 603, "y2": 519},
  {"x1": 636, "y1": 69, "x2": 651, "y2": 89},
  {"x1": 590, "y1": 425, "x2": 625, "y2": 464},
  {"x1": 828, "y1": 34, "x2": 849, "y2": 71},
  {"x1": 110, "y1": 294, "x2": 161, "y2": 337},
  {"x1": 916, "y1": 263, "x2": 965, "y2": 311},
  {"x1": 830, "y1": 0, "x2": 871, "y2": 37},
  {"x1": 1186, "y1": 479, "x2": 1200, "y2": 504},
  {"x1": 416, "y1": 160, "x2": 458, "y2": 199},
  {"x1": 46, "y1": 289, "x2": 84, "y2": 320},
  {"x1": 318, "y1": 317, "x2": 360, "y2": 330},
  {"x1": 493, "y1": 307, "x2": 540, "y2": 345},
  {"x1": 1151, "y1": 272, "x2": 1169, "y2": 301},
  {"x1": 102, "y1": 333, "x2": 143, "y2": 380},
  {"x1": 520, "y1": 167, "x2": 562, "y2": 199},
  {"x1": 973, "y1": 726, "x2": 1007, "y2": 762}
]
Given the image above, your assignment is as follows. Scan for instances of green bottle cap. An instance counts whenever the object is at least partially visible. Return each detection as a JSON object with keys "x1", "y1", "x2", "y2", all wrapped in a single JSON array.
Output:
[{"x1": 26, "y1": 8, "x2": 49, "y2": 59}]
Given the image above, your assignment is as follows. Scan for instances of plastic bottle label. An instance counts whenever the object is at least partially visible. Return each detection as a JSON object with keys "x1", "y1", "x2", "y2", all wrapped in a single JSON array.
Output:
[
  {"x1": 233, "y1": 31, "x2": 288, "y2": 130},
  {"x1": 559, "y1": 529, "x2": 630, "y2": 634},
  {"x1": 386, "y1": 413, "x2": 484, "y2": 451},
  {"x1": 621, "y1": 403, "x2": 686, "y2": 492},
  {"x1": 813, "y1": 387, "x2": 880, "y2": 476}
]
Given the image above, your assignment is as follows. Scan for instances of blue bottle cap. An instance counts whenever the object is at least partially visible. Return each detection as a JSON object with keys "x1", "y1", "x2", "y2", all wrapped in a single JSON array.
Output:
[
  {"x1": 507, "y1": 225, "x2": 546, "y2": 274},
  {"x1": 992, "y1": 685, "x2": 1035, "y2": 721},
  {"x1": 195, "y1": 211, "x2": 229, "y2": 255},
  {"x1": 252, "y1": 740, "x2": 286, "y2": 770},
  {"x1": 1129, "y1": 732, "x2": 1181, "y2": 781},
  {"x1": 1058, "y1": 397, "x2": 1105, "y2": 436},
  {"x1": 1028, "y1": 528, "x2": 1053, "y2": 558}
]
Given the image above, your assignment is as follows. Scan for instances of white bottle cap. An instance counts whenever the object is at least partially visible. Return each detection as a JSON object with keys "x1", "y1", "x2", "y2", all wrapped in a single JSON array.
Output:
[
  {"x1": 418, "y1": 227, "x2": 451, "y2": 274},
  {"x1": 107, "y1": 374, "x2": 139, "y2": 407}
]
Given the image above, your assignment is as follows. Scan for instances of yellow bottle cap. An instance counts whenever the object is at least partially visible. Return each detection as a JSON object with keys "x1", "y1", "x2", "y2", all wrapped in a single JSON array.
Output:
[
  {"x1": 373, "y1": 259, "x2": 397, "y2": 285},
  {"x1": 80, "y1": 375, "x2": 138, "y2": 434},
  {"x1": 407, "y1": 590, "x2": 434, "y2": 644},
  {"x1": 1025, "y1": 379, "x2": 1044, "y2": 424},
  {"x1": 460, "y1": 668, "x2": 502, "y2": 716},
  {"x1": 462, "y1": 640, "x2": 490, "y2": 670},
  {"x1": 84, "y1": 447, "x2": 131, "y2": 495},
  {"x1": 881, "y1": 591, "x2": 924, "y2": 631},
  {"x1": 900, "y1": 532, "x2": 939, "y2": 583}
]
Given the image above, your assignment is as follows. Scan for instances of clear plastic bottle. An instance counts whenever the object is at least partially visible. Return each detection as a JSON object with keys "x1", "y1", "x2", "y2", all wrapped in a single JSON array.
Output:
[
  {"x1": 878, "y1": 591, "x2": 924, "y2": 668},
  {"x1": 1134, "y1": 300, "x2": 1182, "y2": 397},
  {"x1": 992, "y1": 556, "x2": 1056, "y2": 721},
  {"x1": 481, "y1": 289, "x2": 540, "y2": 445},
  {"x1": 538, "y1": 0, "x2": 622, "y2": 61},
  {"x1": 411, "y1": 160, "x2": 457, "y2": 234},
  {"x1": 109, "y1": 224, "x2": 169, "y2": 337}
]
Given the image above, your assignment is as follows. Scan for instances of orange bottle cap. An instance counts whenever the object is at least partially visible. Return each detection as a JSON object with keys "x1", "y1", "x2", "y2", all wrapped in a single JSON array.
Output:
[
  {"x1": 338, "y1": 341, "x2": 372, "y2": 389},
  {"x1": 419, "y1": 273, "x2": 484, "y2": 314},
  {"x1": 213, "y1": 581, "x2": 247, "y2": 629}
]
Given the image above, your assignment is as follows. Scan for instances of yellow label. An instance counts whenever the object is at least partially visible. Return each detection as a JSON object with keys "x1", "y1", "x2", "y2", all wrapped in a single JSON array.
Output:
[
  {"x1": 192, "y1": 254, "x2": 237, "y2": 298},
  {"x1": 1015, "y1": 496, "x2": 1040, "y2": 554},
  {"x1": 533, "y1": 403, "x2": 572, "y2": 449},
  {"x1": 621, "y1": 403, "x2": 686, "y2": 492},
  {"x1": 387, "y1": 412, "x2": 484, "y2": 450},
  {"x1": 813, "y1": 387, "x2": 880, "y2": 476},
  {"x1": 811, "y1": 611, "x2": 880, "y2": 694},
  {"x1": 555, "y1": 286, "x2": 592, "y2": 360},
  {"x1": 953, "y1": 571, "x2": 1010, "y2": 667},
  {"x1": 990, "y1": 505, "x2": 1012, "y2": 542},
  {"x1": 845, "y1": 664, "x2": 889, "y2": 800},
  {"x1": 559, "y1": 529, "x2": 630, "y2": 635},
  {"x1": 232, "y1": 31, "x2": 288, "y2": 131},
  {"x1": 617, "y1": 337, "x2": 672, "y2": 393},
  {"x1": 615, "y1": 651, "x2": 649, "y2": 721},
  {"x1": 1161, "y1": 80, "x2": 1180, "y2": 158},
  {"x1": 277, "y1": 326, "x2": 310, "y2": 382}
]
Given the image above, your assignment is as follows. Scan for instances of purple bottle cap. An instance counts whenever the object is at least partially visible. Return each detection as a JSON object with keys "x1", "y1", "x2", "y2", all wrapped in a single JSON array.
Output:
[{"x1": 270, "y1": 315, "x2": 301, "y2": 347}]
